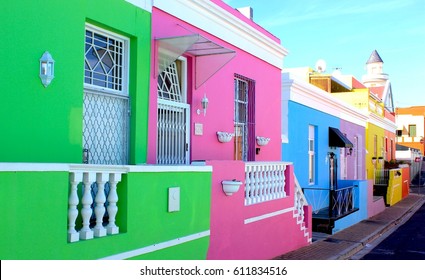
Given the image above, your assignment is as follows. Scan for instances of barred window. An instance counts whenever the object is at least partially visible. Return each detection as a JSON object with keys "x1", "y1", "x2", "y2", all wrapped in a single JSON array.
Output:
[{"x1": 84, "y1": 26, "x2": 126, "y2": 93}]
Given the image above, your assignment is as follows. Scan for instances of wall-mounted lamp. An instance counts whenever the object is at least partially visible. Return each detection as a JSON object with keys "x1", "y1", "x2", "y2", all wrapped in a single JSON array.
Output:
[
  {"x1": 39, "y1": 51, "x2": 55, "y2": 87},
  {"x1": 201, "y1": 93, "x2": 208, "y2": 116},
  {"x1": 347, "y1": 147, "x2": 353, "y2": 156}
]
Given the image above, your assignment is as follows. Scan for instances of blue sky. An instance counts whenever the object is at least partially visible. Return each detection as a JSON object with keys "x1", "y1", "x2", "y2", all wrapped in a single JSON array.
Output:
[{"x1": 223, "y1": 0, "x2": 425, "y2": 108}]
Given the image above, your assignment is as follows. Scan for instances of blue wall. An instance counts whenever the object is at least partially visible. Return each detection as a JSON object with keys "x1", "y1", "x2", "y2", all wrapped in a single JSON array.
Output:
[
  {"x1": 333, "y1": 180, "x2": 369, "y2": 233},
  {"x1": 282, "y1": 101, "x2": 340, "y2": 190}
]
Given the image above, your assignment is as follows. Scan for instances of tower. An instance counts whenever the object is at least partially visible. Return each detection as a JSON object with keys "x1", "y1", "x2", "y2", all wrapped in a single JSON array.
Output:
[{"x1": 362, "y1": 50, "x2": 388, "y2": 87}]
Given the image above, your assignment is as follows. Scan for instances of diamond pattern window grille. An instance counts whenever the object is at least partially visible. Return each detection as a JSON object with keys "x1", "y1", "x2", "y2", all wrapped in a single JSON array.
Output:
[
  {"x1": 85, "y1": 28, "x2": 125, "y2": 92},
  {"x1": 83, "y1": 91, "x2": 129, "y2": 165},
  {"x1": 158, "y1": 62, "x2": 184, "y2": 102}
]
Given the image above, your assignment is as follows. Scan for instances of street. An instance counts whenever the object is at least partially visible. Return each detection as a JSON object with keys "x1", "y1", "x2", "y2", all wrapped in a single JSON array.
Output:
[{"x1": 353, "y1": 198, "x2": 425, "y2": 260}]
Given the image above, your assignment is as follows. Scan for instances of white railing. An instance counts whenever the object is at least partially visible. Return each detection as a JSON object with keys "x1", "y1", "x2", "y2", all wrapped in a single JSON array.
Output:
[
  {"x1": 244, "y1": 162, "x2": 288, "y2": 205},
  {"x1": 294, "y1": 175, "x2": 308, "y2": 222},
  {"x1": 157, "y1": 99, "x2": 190, "y2": 165},
  {"x1": 68, "y1": 165, "x2": 127, "y2": 243}
]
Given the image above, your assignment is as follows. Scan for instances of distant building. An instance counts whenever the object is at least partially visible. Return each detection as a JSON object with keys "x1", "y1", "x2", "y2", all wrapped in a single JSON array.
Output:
[
  {"x1": 395, "y1": 106, "x2": 425, "y2": 155},
  {"x1": 362, "y1": 50, "x2": 395, "y2": 114}
]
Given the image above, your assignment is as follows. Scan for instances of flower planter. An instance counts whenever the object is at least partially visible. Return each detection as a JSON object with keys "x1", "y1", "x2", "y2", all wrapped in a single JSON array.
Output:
[
  {"x1": 256, "y1": 136, "x2": 270, "y2": 146},
  {"x1": 221, "y1": 180, "x2": 242, "y2": 196},
  {"x1": 217, "y1": 131, "x2": 234, "y2": 143}
]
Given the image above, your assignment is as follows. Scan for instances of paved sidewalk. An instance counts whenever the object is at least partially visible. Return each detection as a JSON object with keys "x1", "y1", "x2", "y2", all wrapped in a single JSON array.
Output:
[{"x1": 273, "y1": 193, "x2": 425, "y2": 260}]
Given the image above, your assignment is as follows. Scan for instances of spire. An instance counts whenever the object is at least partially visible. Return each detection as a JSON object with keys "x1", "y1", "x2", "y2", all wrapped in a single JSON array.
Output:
[{"x1": 366, "y1": 50, "x2": 384, "y2": 64}]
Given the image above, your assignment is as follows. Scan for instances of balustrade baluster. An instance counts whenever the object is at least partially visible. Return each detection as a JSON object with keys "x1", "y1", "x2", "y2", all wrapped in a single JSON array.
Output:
[
  {"x1": 258, "y1": 165, "x2": 264, "y2": 202},
  {"x1": 277, "y1": 165, "x2": 283, "y2": 198},
  {"x1": 107, "y1": 173, "x2": 121, "y2": 235},
  {"x1": 271, "y1": 165, "x2": 276, "y2": 200},
  {"x1": 94, "y1": 173, "x2": 108, "y2": 237},
  {"x1": 245, "y1": 167, "x2": 251, "y2": 205},
  {"x1": 254, "y1": 165, "x2": 260, "y2": 203},
  {"x1": 68, "y1": 172, "x2": 82, "y2": 243},
  {"x1": 249, "y1": 167, "x2": 256, "y2": 204},
  {"x1": 80, "y1": 172, "x2": 95, "y2": 240},
  {"x1": 282, "y1": 165, "x2": 287, "y2": 197}
]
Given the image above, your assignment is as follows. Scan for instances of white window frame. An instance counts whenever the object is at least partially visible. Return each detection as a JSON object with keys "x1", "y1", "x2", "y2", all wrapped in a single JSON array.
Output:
[
  {"x1": 83, "y1": 24, "x2": 130, "y2": 165},
  {"x1": 308, "y1": 125, "x2": 315, "y2": 185},
  {"x1": 84, "y1": 23, "x2": 129, "y2": 97}
]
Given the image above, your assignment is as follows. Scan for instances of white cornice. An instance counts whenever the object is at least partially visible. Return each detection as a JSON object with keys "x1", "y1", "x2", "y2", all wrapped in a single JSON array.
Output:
[
  {"x1": 369, "y1": 112, "x2": 397, "y2": 132},
  {"x1": 282, "y1": 73, "x2": 368, "y2": 127},
  {"x1": 154, "y1": 0, "x2": 288, "y2": 69},
  {"x1": 126, "y1": 0, "x2": 152, "y2": 12}
]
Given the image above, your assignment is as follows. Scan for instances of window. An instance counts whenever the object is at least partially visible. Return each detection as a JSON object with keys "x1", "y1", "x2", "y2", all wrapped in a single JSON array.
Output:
[
  {"x1": 234, "y1": 74, "x2": 255, "y2": 161},
  {"x1": 409, "y1": 125, "x2": 417, "y2": 137},
  {"x1": 83, "y1": 25, "x2": 129, "y2": 165},
  {"x1": 373, "y1": 135, "x2": 377, "y2": 158},
  {"x1": 396, "y1": 130, "x2": 402, "y2": 137},
  {"x1": 308, "y1": 125, "x2": 316, "y2": 184},
  {"x1": 84, "y1": 27, "x2": 127, "y2": 93}
]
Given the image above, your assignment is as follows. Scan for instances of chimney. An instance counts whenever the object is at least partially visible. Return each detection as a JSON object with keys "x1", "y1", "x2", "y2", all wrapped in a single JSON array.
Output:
[{"x1": 236, "y1": 6, "x2": 253, "y2": 20}]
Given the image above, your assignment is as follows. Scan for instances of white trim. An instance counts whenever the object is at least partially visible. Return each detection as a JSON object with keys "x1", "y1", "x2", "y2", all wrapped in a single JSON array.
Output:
[
  {"x1": 282, "y1": 73, "x2": 369, "y2": 127},
  {"x1": 125, "y1": 0, "x2": 152, "y2": 12},
  {"x1": 127, "y1": 165, "x2": 211, "y2": 173},
  {"x1": 244, "y1": 207, "x2": 294, "y2": 224},
  {"x1": 369, "y1": 111, "x2": 397, "y2": 132},
  {"x1": 0, "y1": 163, "x2": 212, "y2": 173},
  {"x1": 154, "y1": 0, "x2": 287, "y2": 69},
  {"x1": 0, "y1": 163, "x2": 70, "y2": 172},
  {"x1": 99, "y1": 230, "x2": 210, "y2": 260}
]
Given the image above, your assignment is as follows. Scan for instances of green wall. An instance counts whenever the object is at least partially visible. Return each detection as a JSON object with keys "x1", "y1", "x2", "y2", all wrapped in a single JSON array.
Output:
[
  {"x1": 0, "y1": 170, "x2": 211, "y2": 259},
  {"x1": 0, "y1": 0, "x2": 151, "y2": 164}
]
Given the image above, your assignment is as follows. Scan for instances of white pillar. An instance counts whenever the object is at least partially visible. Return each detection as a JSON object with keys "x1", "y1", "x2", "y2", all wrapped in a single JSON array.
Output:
[
  {"x1": 107, "y1": 173, "x2": 122, "y2": 235},
  {"x1": 93, "y1": 173, "x2": 108, "y2": 237},
  {"x1": 80, "y1": 172, "x2": 95, "y2": 240},
  {"x1": 68, "y1": 172, "x2": 82, "y2": 243}
]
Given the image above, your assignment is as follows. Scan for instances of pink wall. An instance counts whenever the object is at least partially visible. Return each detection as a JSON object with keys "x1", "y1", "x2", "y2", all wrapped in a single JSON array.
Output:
[
  {"x1": 366, "y1": 179, "x2": 386, "y2": 218},
  {"x1": 206, "y1": 161, "x2": 310, "y2": 260},
  {"x1": 148, "y1": 7, "x2": 282, "y2": 163}
]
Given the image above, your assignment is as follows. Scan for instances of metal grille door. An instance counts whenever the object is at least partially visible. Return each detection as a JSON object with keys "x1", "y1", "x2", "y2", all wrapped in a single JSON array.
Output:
[
  {"x1": 157, "y1": 61, "x2": 189, "y2": 165},
  {"x1": 157, "y1": 99, "x2": 189, "y2": 165},
  {"x1": 83, "y1": 91, "x2": 129, "y2": 165},
  {"x1": 234, "y1": 74, "x2": 255, "y2": 161}
]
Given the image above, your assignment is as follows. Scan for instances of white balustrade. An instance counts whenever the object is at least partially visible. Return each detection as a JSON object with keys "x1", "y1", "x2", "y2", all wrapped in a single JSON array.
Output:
[
  {"x1": 293, "y1": 175, "x2": 308, "y2": 222},
  {"x1": 244, "y1": 162, "x2": 288, "y2": 205},
  {"x1": 68, "y1": 167, "x2": 124, "y2": 243}
]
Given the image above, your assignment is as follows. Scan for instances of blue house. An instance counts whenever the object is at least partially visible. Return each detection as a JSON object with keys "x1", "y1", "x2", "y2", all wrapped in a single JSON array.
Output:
[{"x1": 282, "y1": 70, "x2": 370, "y2": 234}]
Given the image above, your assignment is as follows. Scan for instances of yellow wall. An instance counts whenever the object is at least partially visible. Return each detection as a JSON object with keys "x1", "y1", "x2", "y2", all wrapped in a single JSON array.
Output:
[
  {"x1": 332, "y1": 89, "x2": 369, "y2": 111},
  {"x1": 366, "y1": 122, "x2": 386, "y2": 180},
  {"x1": 387, "y1": 169, "x2": 403, "y2": 206}
]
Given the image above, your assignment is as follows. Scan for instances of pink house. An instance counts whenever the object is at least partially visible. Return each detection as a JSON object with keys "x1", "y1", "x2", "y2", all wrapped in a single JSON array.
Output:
[{"x1": 148, "y1": 0, "x2": 311, "y2": 259}]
